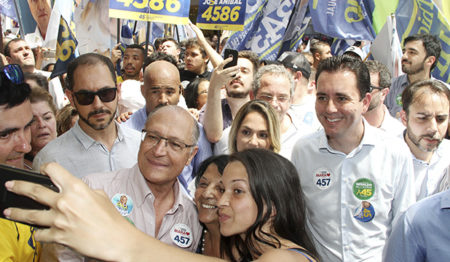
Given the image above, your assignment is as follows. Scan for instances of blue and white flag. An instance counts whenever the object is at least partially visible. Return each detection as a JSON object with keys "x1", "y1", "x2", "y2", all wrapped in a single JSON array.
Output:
[
  {"x1": 279, "y1": 0, "x2": 310, "y2": 54},
  {"x1": 121, "y1": 19, "x2": 134, "y2": 45},
  {"x1": 309, "y1": 0, "x2": 376, "y2": 41},
  {"x1": 0, "y1": 0, "x2": 17, "y2": 20}
]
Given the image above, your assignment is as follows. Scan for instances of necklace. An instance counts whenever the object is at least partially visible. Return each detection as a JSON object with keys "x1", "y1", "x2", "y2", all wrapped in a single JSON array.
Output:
[{"x1": 201, "y1": 228, "x2": 208, "y2": 253}]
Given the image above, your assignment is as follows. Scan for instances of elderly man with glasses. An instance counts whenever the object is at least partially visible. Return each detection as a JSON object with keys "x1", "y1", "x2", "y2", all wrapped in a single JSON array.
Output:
[
  {"x1": 32, "y1": 53, "x2": 141, "y2": 178},
  {"x1": 50, "y1": 105, "x2": 202, "y2": 260}
]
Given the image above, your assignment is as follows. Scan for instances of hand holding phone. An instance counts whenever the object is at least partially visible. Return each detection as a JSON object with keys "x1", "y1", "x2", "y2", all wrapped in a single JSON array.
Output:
[
  {"x1": 1, "y1": 164, "x2": 58, "y2": 227},
  {"x1": 223, "y1": 49, "x2": 238, "y2": 69}
]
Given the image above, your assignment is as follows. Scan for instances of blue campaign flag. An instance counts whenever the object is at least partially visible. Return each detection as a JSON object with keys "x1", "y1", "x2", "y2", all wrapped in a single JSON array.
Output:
[
  {"x1": 395, "y1": 0, "x2": 450, "y2": 83},
  {"x1": 121, "y1": 20, "x2": 134, "y2": 45},
  {"x1": 224, "y1": 0, "x2": 268, "y2": 54},
  {"x1": 50, "y1": 16, "x2": 78, "y2": 79},
  {"x1": 0, "y1": 0, "x2": 18, "y2": 20},
  {"x1": 309, "y1": 0, "x2": 376, "y2": 41},
  {"x1": 225, "y1": 0, "x2": 297, "y2": 61},
  {"x1": 279, "y1": 0, "x2": 310, "y2": 54}
]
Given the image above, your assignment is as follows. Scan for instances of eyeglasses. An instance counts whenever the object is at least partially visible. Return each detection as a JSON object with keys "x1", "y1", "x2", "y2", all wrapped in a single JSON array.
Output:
[
  {"x1": 1, "y1": 64, "x2": 24, "y2": 85},
  {"x1": 73, "y1": 88, "x2": 117, "y2": 105},
  {"x1": 257, "y1": 94, "x2": 290, "y2": 103},
  {"x1": 369, "y1": 85, "x2": 385, "y2": 92},
  {"x1": 141, "y1": 130, "x2": 195, "y2": 152}
]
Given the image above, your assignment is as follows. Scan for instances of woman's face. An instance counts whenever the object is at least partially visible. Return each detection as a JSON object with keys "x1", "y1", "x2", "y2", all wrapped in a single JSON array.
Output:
[
  {"x1": 194, "y1": 164, "x2": 222, "y2": 225},
  {"x1": 196, "y1": 81, "x2": 209, "y2": 110},
  {"x1": 30, "y1": 101, "x2": 57, "y2": 153},
  {"x1": 218, "y1": 161, "x2": 257, "y2": 237},
  {"x1": 236, "y1": 111, "x2": 270, "y2": 152}
]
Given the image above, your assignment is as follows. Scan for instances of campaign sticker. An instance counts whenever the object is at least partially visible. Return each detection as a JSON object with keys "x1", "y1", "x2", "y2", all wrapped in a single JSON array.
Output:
[
  {"x1": 314, "y1": 168, "x2": 332, "y2": 190},
  {"x1": 111, "y1": 193, "x2": 134, "y2": 216},
  {"x1": 170, "y1": 223, "x2": 193, "y2": 248},
  {"x1": 353, "y1": 178, "x2": 375, "y2": 200},
  {"x1": 353, "y1": 201, "x2": 375, "y2": 222}
]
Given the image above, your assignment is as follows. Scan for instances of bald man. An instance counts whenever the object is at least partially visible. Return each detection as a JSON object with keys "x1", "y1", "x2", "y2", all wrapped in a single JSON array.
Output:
[{"x1": 122, "y1": 60, "x2": 212, "y2": 192}]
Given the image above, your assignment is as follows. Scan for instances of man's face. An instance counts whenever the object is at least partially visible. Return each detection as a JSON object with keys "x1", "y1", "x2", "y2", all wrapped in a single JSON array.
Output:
[
  {"x1": 315, "y1": 70, "x2": 370, "y2": 141},
  {"x1": 402, "y1": 90, "x2": 449, "y2": 153},
  {"x1": 0, "y1": 101, "x2": 33, "y2": 168},
  {"x1": 402, "y1": 40, "x2": 428, "y2": 75},
  {"x1": 67, "y1": 63, "x2": 119, "y2": 131},
  {"x1": 138, "y1": 109, "x2": 197, "y2": 187},
  {"x1": 123, "y1": 48, "x2": 144, "y2": 79},
  {"x1": 27, "y1": 0, "x2": 51, "y2": 29},
  {"x1": 160, "y1": 40, "x2": 180, "y2": 60},
  {"x1": 141, "y1": 68, "x2": 180, "y2": 114},
  {"x1": 226, "y1": 58, "x2": 254, "y2": 99},
  {"x1": 6, "y1": 40, "x2": 35, "y2": 68},
  {"x1": 184, "y1": 47, "x2": 207, "y2": 74},
  {"x1": 255, "y1": 73, "x2": 291, "y2": 120}
]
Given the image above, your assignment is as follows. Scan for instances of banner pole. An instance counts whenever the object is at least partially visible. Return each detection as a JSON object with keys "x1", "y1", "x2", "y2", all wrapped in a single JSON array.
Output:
[
  {"x1": 145, "y1": 21, "x2": 150, "y2": 56},
  {"x1": 12, "y1": 0, "x2": 25, "y2": 38},
  {"x1": 117, "y1": 18, "x2": 120, "y2": 44}
]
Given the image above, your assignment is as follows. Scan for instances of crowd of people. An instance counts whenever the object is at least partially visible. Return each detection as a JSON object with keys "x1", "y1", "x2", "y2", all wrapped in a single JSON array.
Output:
[{"x1": 1, "y1": 16, "x2": 450, "y2": 262}]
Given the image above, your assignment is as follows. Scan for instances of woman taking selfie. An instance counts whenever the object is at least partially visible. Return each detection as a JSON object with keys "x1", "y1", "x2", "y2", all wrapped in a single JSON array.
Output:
[{"x1": 5, "y1": 149, "x2": 318, "y2": 262}]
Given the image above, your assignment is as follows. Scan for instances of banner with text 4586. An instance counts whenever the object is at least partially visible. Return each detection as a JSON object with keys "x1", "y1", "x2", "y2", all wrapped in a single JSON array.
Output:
[
  {"x1": 196, "y1": 0, "x2": 246, "y2": 31},
  {"x1": 109, "y1": 0, "x2": 191, "y2": 24}
]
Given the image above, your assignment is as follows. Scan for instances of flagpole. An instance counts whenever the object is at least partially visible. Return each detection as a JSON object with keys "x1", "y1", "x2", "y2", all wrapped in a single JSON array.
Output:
[
  {"x1": 117, "y1": 18, "x2": 120, "y2": 44},
  {"x1": 12, "y1": 0, "x2": 25, "y2": 38},
  {"x1": 0, "y1": 17, "x2": 3, "y2": 53},
  {"x1": 145, "y1": 21, "x2": 150, "y2": 56}
]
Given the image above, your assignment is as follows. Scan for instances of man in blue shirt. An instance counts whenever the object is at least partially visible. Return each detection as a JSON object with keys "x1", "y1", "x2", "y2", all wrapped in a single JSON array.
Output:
[{"x1": 384, "y1": 187, "x2": 450, "y2": 262}]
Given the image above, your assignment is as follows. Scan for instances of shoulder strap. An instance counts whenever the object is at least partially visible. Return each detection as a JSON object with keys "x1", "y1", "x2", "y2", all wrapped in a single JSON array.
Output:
[{"x1": 288, "y1": 248, "x2": 314, "y2": 262}]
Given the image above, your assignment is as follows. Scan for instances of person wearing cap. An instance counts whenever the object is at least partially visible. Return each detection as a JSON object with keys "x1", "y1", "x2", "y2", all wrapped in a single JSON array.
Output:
[
  {"x1": 363, "y1": 60, "x2": 405, "y2": 137},
  {"x1": 343, "y1": 46, "x2": 365, "y2": 61},
  {"x1": 278, "y1": 52, "x2": 321, "y2": 131}
]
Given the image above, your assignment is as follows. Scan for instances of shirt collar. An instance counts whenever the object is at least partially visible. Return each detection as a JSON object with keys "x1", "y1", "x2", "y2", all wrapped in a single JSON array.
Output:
[
  {"x1": 318, "y1": 119, "x2": 376, "y2": 153},
  {"x1": 133, "y1": 165, "x2": 187, "y2": 213},
  {"x1": 72, "y1": 120, "x2": 121, "y2": 148}
]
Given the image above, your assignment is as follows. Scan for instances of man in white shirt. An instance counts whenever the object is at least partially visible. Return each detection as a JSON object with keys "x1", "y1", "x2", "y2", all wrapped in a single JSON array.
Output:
[
  {"x1": 291, "y1": 56, "x2": 415, "y2": 261},
  {"x1": 399, "y1": 79, "x2": 450, "y2": 200}
]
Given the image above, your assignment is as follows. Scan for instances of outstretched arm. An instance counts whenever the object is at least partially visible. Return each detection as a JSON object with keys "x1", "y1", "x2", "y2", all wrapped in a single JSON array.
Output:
[
  {"x1": 3, "y1": 163, "x2": 223, "y2": 262},
  {"x1": 189, "y1": 23, "x2": 223, "y2": 68}
]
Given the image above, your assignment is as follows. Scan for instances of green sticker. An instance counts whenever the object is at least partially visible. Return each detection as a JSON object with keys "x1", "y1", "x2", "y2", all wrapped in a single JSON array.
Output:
[
  {"x1": 396, "y1": 93, "x2": 403, "y2": 107},
  {"x1": 353, "y1": 178, "x2": 375, "y2": 200}
]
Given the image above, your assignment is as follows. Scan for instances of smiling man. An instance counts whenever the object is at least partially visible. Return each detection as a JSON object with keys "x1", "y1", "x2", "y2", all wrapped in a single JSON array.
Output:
[
  {"x1": 291, "y1": 56, "x2": 415, "y2": 261},
  {"x1": 400, "y1": 79, "x2": 450, "y2": 200},
  {"x1": 33, "y1": 53, "x2": 141, "y2": 178}
]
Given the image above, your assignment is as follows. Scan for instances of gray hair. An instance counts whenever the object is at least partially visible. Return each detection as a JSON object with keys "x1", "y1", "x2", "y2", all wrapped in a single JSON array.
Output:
[{"x1": 253, "y1": 64, "x2": 295, "y2": 97}]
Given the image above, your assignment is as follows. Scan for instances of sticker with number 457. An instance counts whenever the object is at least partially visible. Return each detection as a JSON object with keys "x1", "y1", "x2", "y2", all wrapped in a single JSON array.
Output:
[{"x1": 314, "y1": 168, "x2": 333, "y2": 190}]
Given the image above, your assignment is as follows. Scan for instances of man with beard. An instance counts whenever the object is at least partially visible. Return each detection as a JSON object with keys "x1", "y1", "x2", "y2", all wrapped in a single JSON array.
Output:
[
  {"x1": 385, "y1": 33, "x2": 448, "y2": 118},
  {"x1": 118, "y1": 44, "x2": 146, "y2": 114},
  {"x1": 363, "y1": 60, "x2": 405, "y2": 136},
  {"x1": 400, "y1": 79, "x2": 450, "y2": 200},
  {"x1": 33, "y1": 53, "x2": 141, "y2": 178},
  {"x1": 200, "y1": 51, "x2": 259, "y2": 143}
]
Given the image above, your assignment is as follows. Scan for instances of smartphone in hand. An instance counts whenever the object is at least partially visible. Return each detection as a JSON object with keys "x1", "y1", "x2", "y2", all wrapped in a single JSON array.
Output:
[
  {"x1": 223, "y1": 49, "x2": 238, "y2": 69},
  {"x1": 1, "y1": 164, "x2": 59, "y2": 227}
]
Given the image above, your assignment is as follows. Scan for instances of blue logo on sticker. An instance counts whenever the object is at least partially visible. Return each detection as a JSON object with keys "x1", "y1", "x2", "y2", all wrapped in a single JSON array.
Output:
[
  {"x1": 353, "y1": 201, "x2": 375, "y2": 222},
  {"x1": 111, "y1": 193, "x2": 134, "y2": 216}
]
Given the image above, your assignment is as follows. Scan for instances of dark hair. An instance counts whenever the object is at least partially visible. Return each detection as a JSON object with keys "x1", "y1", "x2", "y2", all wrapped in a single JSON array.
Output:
[
  {"x1": 161, "y1": 37, "x2": 180, "y2": 49},
  {"x1": 56, "y1": 104, "x2": 78, "y2": 135},
  {"x1": 316, "y1": 55, "x2": 370, "y2": 99},
  {"x1": 153, "y1": 38, "x2": 165, "y2": 50},
  {"x1": 364, "y1": 60, "x2": 391, "y2": 89},
  {"x1": 143, "y1": 52, "x2": 178, "y2": 73},
  {"x1": 310, "y1": 39, "x2": 330, "y2": 57},
  {"x1": 66, "y1": 53, "x2": 116, "y2": 91},
  {"x1": 404, "y1": 34, "x2": 441, "y2": 71},
  {"x1": 3, "y1": 38, "x2": 24, "y2": 57},
  {"x1": 184, "y1": 38, "x2": 207, "y2": 58},
  {"x1": 221, "y1": 149, "x2": 318, "y2": 261},
  {"x1": 0, "y1": 67, "x2": 31, "y2": 109},
  {"x1": 42, "y1": 63, "x2": 56, "y2": 72},
  {"x1": 184, "y1": 77, "x2": 209, "y2": 109},
  {"x1": 401, "y1": 79, "x2": 450, "y2": 114},
  {"x1": 24, "y1": 72, "x2": 49, "y2": 91},
  {"x1": 238, "y1": 51, "x2": 259, "y2": 75},
  {"x1": 194, "y1": 155, "x2": 229, "y2": 187},
  {"x1": 126, "y1": 44, "x2": 146, "y2": 57}
]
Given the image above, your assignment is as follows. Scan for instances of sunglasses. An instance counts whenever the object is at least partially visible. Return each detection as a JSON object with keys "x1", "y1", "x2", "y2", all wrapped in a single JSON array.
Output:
[
  {"x1": 73, "y1": 88, "x2": 117, "y2": 105},
  {"x1": 1, "y1": 64, "x2": 24, "y2": 85}
]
